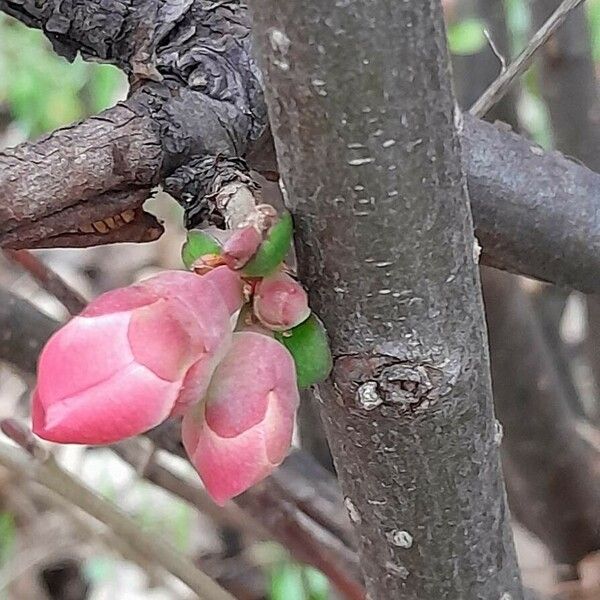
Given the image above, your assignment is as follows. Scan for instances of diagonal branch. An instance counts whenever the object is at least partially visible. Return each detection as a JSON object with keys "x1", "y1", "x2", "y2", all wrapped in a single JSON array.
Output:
[{"x1": 469, "y1": 0, "x2": 587, "y2": 118}]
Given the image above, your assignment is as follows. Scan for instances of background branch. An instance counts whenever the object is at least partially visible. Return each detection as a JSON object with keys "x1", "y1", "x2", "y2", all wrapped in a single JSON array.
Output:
[
  {"x1": 0, "y1": 424, "x2": 236, "y2": 600},
  {"x1": 469, "y1": 0, "x2": 586, "y2": 118}
]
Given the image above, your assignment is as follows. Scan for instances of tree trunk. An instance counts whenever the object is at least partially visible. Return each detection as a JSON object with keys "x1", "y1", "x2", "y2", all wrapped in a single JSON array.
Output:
[{"x1": 249, "y1": 1, "x2": 523, "y2": 598}]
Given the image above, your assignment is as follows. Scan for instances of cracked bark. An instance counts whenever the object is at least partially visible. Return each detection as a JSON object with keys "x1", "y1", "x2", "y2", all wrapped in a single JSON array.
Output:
[
  {"x1": 249, "y1": 1, "x2": 522, "y2": 598},
  {"x1": 0, "y1": 0, "x2": 598, "y2": 293}
]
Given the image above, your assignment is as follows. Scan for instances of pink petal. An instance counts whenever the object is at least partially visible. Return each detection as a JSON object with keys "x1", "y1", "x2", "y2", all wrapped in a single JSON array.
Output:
[
  {"x1": 253, "y1": 272, "x2": 310, "y2": 331},
  {"x1": 33, "y1": 363, "x2": 180, "y2": 444},
  {"x1": 36, "y1": 313, "x2": 133, "y2": 405},
  {"x1": 202, "y1": 266, "x2": 244, "y2": 316},
  {"x1": 81, "y1": 285, "x2": 157, "y2": 317},
  {"x1": 181, "y1": 331, "x2": 299, "y2": 503},
  {"x1": 182, "y1": 393, "x2": 295, "y2": 505},
  {"x1": 139, "y1": 271, "x2": 233, "y2": 357},
  {"x1": 128, "y1": 299, "x2": 195, "y2": 382},
  {"x1": 204, "y1": 332, "x2": 298, "y2": 437},
  {"x1": 222, "y1": 226, "x2": 262, "y2": 269}
]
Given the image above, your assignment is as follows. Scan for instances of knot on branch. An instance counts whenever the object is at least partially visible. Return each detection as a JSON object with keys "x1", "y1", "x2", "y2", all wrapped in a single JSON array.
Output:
[{"x1": 334, "y1": 353, "x2": 461, "y2": 417}]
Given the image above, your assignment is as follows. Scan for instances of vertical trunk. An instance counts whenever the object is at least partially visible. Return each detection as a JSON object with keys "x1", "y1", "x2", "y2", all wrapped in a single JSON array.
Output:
[{"x1": 249, "y1": 1, "x2": 523, "y2": 598}]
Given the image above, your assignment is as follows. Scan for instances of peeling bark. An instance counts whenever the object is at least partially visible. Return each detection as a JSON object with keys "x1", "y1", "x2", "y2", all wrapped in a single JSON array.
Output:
[{"x1": 249, "y1": 0, "x2": 523, "y2": 597}]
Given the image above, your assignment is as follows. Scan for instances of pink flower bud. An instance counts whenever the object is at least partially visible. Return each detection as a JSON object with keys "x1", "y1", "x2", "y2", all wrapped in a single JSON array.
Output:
[
  {"x1": 33, "y1": 271, "x2": 240, "y2": 444},
  {"x1": 221, "y1": 225, "x2": 263, "y2": 270},
  {"x1": 182, "y1": 331, "x2": 299, "y2": 504},
  {"x1": 253, "y1": 271, "x2": 310, "y2": 331}
]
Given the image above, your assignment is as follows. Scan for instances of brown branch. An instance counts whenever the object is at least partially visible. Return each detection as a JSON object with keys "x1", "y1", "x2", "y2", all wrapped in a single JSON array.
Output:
[
  {"x1": 469, "y1": 0, "x2": 587, "y2": 118},
  {"x1": 3, "y1": 250, "x2": 87, "y2": 315},
  {"x1": 0, "y1": 1, "x2": 599, "y2": 292}
]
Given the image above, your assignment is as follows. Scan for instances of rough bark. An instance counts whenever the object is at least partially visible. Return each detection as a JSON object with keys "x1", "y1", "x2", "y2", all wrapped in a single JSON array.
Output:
[
  {"x1": 463, "y1": 114, "x2": 600, "y2": 292},
  {"x1": 250, "y1": 1, "x2": 523, "y2": 598},
  {"x1": 482, "y1": 269, "x2": 600, "y2": 568},
  {"x1": 0, "y1": 0, "x2": 268, "y2": 246}
]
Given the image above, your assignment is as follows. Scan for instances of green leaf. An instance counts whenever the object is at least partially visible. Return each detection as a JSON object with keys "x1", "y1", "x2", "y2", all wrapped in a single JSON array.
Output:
[
  {"x1": 269, "y1": 563, "x2": 305, "y2": 600},
  {"x1": 181, "y1": 230, "x2": 222, "y2": 269},
  {"x1": 447, "y1": 19, "x2": 487, "y2": 56},
  {"x1": 0, "y1": 512, "x2": 16, "y2": 566},
  {"x1": 275, "y1": 314, "x2": 332, "y2": 389},
  {"x1": 242, "y1": 212, "x2": 293, "y2": 277}
]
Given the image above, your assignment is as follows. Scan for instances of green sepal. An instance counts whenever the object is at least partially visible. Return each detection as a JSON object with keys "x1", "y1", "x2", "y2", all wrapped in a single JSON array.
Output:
[
  {"x1": 242, "y1": 211, "x2": 293, "y2": 277},
  {"x1": 181, "y1": 230, "x2": 222, "y2": 270},
  {"x1": 275, "y1": 314, "x2": 332, "y2": 389}
]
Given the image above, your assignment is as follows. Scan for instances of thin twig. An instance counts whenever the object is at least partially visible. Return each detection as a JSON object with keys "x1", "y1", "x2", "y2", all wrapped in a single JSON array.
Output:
[
  {"x1": 0, "y1": 421, "x2": 235, "y2": 600},
  {"x1": 482, "y1": 29, "x2": 507, "y2": 73},
  {"x1": 469, "y1": 0, "x2": 586, "y2": 118},
  {"x1": 3, "y1": 249, "x2": 87, "y2": 315}
]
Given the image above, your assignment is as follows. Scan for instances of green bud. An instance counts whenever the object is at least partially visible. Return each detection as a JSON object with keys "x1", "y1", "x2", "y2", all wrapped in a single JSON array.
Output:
[
  {"x1": 275, "y1": 314, "x2": 332, "y2": 388},
  {"x1": 242, "y1": 211, "x2": 293, "y2": 277},
  {"x1": 181, "y1": 230, "x2": 222, "y2": 270}
]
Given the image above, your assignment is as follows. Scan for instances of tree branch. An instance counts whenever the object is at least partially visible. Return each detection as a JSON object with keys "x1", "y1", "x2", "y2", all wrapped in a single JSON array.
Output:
[
  {"x1": 0, "y1": 289, "x2": 58, "y2": 375},
  {"x1": 482, "y1": 269, "x2": 600, "y2": 568},
  {"x1": 469, "y1": 0, "x2": 587, "y2": 118},
  {"x1": 250, "y1": 0, "x2": 523, "y2": 597},
  {"x1": 3, "y1": 250, "x2": 87, "y2": 314},
  {"x1": 0, "y1": 422, "x2": 236, "y2": 600},
  {"x1": 463, "y1": 114, "x2": 600, "y2": 292}
]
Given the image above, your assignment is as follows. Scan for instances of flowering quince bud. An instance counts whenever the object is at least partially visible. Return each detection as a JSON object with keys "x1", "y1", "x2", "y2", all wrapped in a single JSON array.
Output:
[
  {"x1": 253, "y1": 271, "x2": 310, "y2": 332},
  {"x1": 221, "y1": 225, "x2": 263, "y2": 270},
  {"x1": 181, "y1": 331, "x2": 299, "y2": 505},
  {"x1": 32, "y1": 270, "x2": 244, "y2": 444}
]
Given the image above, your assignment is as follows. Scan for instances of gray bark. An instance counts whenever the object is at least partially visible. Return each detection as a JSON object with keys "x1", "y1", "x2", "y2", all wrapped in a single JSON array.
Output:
[
  {"x1": 463, "y1": 114, "x2": 600, "y2": 292},
  {"x1": 249, "y1": 1, "x2": 522, "y2": 598}
]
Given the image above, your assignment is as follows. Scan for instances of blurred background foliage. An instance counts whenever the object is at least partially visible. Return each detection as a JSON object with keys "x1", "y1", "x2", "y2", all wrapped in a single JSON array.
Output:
[{"x1": 0, "y1": 2, "x2": 599, "y2": 598}]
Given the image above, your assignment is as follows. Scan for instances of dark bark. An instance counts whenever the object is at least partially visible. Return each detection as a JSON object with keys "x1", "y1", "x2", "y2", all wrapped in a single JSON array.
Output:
[
  {"x1": 0, "y1": 289, "x2": 59, "y2": 375},
  {"x1": 464, "y1": 114, "x2": 600, "y2": 293},
  {"x1": 250, "y1": 1, "x2": 522, "y2": 598},
  {"x1": 0, "y1": 0, "x2": 268, "y2": 246},
  {"x1": 482, "y1": 269, "x2": 600, "y2": 568}
]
